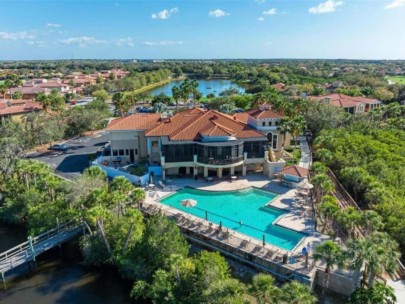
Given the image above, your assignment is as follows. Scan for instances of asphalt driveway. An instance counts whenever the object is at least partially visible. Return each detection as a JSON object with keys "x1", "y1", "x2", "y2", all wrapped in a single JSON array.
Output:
[{"x1": 30, "y1": 132, "x2": 109, "y2": 180}]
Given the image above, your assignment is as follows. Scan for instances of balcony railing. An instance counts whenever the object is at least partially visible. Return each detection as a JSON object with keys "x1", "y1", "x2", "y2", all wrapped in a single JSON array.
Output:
[{"x1": 197, "y1": 155, "x2": 244, "y2": 166}]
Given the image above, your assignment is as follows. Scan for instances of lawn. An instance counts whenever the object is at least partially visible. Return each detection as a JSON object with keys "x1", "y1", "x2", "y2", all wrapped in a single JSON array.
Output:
[{"x1": 387, "y1": 76, "x2": 405, "y2": 85}]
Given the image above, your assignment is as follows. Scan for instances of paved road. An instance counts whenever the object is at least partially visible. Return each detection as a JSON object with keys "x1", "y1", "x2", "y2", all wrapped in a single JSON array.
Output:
[{"x1": 29, "y1": 132, "x2": 109, "y2": 180}]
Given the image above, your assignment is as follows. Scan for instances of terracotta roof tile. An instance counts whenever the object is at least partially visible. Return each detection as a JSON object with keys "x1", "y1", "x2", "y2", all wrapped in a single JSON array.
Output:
[
  {"x1": 247, "y1": 108, "x2": 283, "y2": 119},
  {"x1": 0, "y1": 99, "x2": 43, "y2": 116},
  {"x1": 309, "y1": 94, "x2": 381, "y2": 108},
  {"x1": 145, "y1": 108, "x2": 266, "y2": 141},
  {"x1": 107, "y1": 113, "x2": 161, "y2": 131},
  {"x1": 280, "y1": 165, "x2": 308, "y2": 177}
]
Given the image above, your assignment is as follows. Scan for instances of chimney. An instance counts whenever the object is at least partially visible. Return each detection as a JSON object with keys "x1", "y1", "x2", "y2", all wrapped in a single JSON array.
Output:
[{"x1": 324, "y1": 97, "x2": 332, "y2": 104}]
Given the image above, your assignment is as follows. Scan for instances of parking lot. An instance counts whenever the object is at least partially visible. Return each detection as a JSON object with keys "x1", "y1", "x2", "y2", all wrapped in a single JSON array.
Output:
[{"x1": 29, "y1": 132, "x2": 109, "y2": 180}]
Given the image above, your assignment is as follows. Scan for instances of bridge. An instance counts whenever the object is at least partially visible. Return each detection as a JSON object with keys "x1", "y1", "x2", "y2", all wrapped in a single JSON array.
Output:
[{"x1": 0, "y1": 220, "x2": 84, "y2": 288}]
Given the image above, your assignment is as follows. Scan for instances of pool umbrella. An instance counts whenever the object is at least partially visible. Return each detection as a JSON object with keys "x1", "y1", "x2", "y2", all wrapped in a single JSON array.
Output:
[
  {"x1": 181, "y1": 199, "x2": 197, "y2": 208},
  {"x1": 298, "y1": 180, "x2": 314, "y2": 190}
]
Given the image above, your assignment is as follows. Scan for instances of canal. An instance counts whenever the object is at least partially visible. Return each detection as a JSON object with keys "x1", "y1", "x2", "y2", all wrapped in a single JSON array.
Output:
[{"x1": 0, "y1": 223, "x2": 130, "y2": 304}]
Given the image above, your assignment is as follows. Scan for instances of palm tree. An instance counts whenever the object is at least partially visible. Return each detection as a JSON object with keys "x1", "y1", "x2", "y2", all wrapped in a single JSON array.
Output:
[
  {"x1": 290, "y1": 115, "x2": 306, "y2": 147},
  {"x1": 109, "y1": 176, "x2": 134, "y2": 217},
  {"x1": 362, "y1": 232, "x2": 400, "y2": 286},
  {"x1": 313, "y1": 240, "x2": 345, "y2": 296},
  {"x1": 360, "y1": 210, "x2": 383, "y2": 236},
  {"x1": 112, "y1": 92, "x2": 130, "y2": 117},
  {"x1": 337, "y1": 207, "x2": 361, "y2": 239},
  {"x1": 281, "y1": 281, "x2": 317, "y2": 304},
  {"x1": 277, "y1": 117, "x2": 292, "y2": 152},
  {"x1": 0, "y1": 84, "x2": 7, "y2": 98},
  {"x1": 349, "y1": 282, "x2": 396, "y2": 304},
  {"x1": 249, "y1": 273, "x2": 282, "y2": 304},
  {"x1": 318, "y1": 195, "x2": 340, "y2": 233},
  {"x1": 171, "y1": 85, "x2": 181, "y2": 111},
  {"x1": 311, "y1": 173, "x2": 335, "y2": 202}
]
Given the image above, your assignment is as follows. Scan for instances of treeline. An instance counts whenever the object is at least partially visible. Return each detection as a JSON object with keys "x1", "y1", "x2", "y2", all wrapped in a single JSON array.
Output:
[
  {"x1": 86, "y1": 69, "x2": 172, "y2": 94},
  {"x1": 0, "y1": 157, "x2": 317, "y2": 304},
  {"x1": 314, "y1": 103, "x2": 405, "y2": 252}
]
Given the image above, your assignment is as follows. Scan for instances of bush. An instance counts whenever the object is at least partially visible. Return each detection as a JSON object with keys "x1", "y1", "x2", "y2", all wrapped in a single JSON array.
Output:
[{"x1": 127, "y1": 165, "x2": 147, "y2": 176}]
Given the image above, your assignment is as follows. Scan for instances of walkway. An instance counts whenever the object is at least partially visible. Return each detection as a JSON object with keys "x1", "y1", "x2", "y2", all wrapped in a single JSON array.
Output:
[
  {"x1": 298, "y1": 136, "x2": 312, "y2": 169},
  {"x1": 0, "y1": 221, "x2": 84, "y2": 286}
]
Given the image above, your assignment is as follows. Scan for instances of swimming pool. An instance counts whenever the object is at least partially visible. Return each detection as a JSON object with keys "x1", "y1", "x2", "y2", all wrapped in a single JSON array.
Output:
[{"x1": 159, "y1": 187, "x2": 306, "y2": 251}]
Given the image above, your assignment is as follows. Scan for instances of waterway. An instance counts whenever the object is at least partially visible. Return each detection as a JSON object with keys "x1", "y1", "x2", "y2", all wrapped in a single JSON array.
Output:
[
  {"x1": 148, "y1": 78, "x2": 245, "y2": 96},
  {"x1": 0, "y1": 223, "x2": 130, "y2": 303}
]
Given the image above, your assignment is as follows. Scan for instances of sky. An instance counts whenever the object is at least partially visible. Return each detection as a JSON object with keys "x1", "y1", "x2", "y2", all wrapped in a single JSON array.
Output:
[{"x1": 0, "y1": 0, "x2": 404, "y2": 60}]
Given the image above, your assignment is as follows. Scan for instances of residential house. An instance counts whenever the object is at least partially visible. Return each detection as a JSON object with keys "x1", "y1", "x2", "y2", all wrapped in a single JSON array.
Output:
[
  {"x1": 309, "y1": 94, "x2": 381, "y2": 115},
  {"x1": 0, "y1": 99, "x2": 43, "y2": 124}
]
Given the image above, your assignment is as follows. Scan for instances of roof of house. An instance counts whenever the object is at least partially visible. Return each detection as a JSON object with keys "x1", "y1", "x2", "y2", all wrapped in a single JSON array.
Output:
[
  {"x1": 309, "y1": 94, "x2": 380, "y2": 108},
  {"x1": 280, "y1": 165, "x2": 308, "y2": 177},
  {"x1": 272, "y1": 83, "x2": 286, "y2": 92},
  {"x1": 0, "y1": 99, "x2": 43, "y2": 116},
  {"x1": 107, "y1": 113, "x2": 162, "y2": 131},
  {"x1": 145, "y1": 108, "x2": 266, "y2": 141},
  {"x1": 247, "y1": 108, "x2": 283, "y2": 119},
  {"x1": 9, "y1": 86, "x2": 47, "y2": 94}
]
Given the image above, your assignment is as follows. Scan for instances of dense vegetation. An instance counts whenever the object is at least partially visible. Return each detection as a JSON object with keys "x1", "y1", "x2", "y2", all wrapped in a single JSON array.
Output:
[
  {"x1": 313, "y1": 103, "x2": 405, "y2": 253},
  {"x1": 0, "y1": 155, "x2": 317, "y2": 303}
]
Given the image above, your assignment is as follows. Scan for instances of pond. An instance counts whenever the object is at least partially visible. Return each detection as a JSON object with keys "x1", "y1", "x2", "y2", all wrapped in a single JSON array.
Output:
[{"x1": 148, "y1": 79, "x2": 245, "y2": 97}]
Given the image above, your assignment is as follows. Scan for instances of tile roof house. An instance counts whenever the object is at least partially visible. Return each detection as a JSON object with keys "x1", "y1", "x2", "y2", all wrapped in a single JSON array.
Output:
[
  {"x1": 0, "y1": 99, "x2": 43, "y2": 123},
  {"x1": 104, "y1": 106, "x2": 289, "y2": 180},
  {"x1": 309, "y1": 94, "x2": 381, "y2": 115},
  {"x1": 279, "y1": 165, "x2": 309, "y2": 188}
]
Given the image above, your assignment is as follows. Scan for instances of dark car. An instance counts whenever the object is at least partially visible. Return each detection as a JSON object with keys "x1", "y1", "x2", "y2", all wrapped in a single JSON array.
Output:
[{"x1": 49, "y1": 143, "x2": 68, "y2": 151}]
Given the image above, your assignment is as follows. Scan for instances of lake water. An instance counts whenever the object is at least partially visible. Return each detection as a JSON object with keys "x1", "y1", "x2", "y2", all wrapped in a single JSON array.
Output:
[{"x1": 149, "y1": 79, "x2": 245, "y2": 96}]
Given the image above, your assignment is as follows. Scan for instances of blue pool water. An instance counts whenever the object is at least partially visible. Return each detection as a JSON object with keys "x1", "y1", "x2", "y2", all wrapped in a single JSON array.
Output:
[{"x1": 159, "y1": 187, "x2": 306, "y2": 251}]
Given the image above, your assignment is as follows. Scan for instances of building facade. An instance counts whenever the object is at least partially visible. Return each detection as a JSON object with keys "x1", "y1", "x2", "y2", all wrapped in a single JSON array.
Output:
[{"x1": 106, "y1": 106, "x2": 290, "y2": 180}]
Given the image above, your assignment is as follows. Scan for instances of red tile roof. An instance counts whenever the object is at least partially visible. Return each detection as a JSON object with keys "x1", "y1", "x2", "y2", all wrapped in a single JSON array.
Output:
[
  {"x1": 0, "y1": 99, "x2": 43, "y2": 116},
  {"x1": 145, "y1": 108, "x2": 266, "y2": 141},
  {"x1": 233, "y1": 113, "x2": 249, "y2": 123},
  {"x1": 107, "y1": 113, "x2": 161, "y2": 131},
  {"x1": 272, "y1": 83, "x2": 286, "y2": 92},
  {"x1": 9, "y1": 86, "x2": 46, "y2": 95},
  {"x1": 280, "y1": 165, "x2": 308, "y2": 177},
  {"x1": 247, "y1": 108, "x2": 283, "y2": 119},
  {"x1": 309, "y1": 94, "x2": 380, "y2": 108}
]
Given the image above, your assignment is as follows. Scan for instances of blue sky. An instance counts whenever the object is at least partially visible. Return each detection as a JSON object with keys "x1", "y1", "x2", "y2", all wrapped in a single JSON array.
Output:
[{"x1": 0, "y1": 0, "x2": 404, "y2": 60}]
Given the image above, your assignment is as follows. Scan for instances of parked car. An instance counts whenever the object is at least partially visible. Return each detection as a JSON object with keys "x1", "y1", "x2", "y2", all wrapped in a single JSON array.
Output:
[{"x1": 49, "y1": 143, "x2": 68, "y2": 151}]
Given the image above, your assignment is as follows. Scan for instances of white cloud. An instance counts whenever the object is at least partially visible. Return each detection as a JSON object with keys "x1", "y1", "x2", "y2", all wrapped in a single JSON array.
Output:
[
  {"x1": 385, "y1": 0, "x2": 405, "y2": 9},
  {"x1": 27, "y1": 40, "x2": 47, "y2": 47},
  {"x1": 46, "y1": 23, "x2": 61, "y2": 28},
  {"x1": 152, "y1": 7, "x2": 178, "y2": 19},
  {"x1": 208, "y1": 9, "x2": 229, "y2": 18},
  {"x1": 258, "y1": 17, "x2": 265, "y2": 21},
  {"x1": 263, "y1": 8, "x2": 277, "y2": 15},
  {"x1": 59, "y1": 36, "x2": 108, "y2": 47},
  {"x1": 309, "y1": 0, "x2": 343, "y2": 14},
  {"x1": 0, "y1": 31, "x2": 35, "y2": 40},
  {"x1": 142, "y1": 40, "x2": 184, "y2": 46},
  {"x1": 114, "y1": 37, "x2": 134, "y2": 47}
]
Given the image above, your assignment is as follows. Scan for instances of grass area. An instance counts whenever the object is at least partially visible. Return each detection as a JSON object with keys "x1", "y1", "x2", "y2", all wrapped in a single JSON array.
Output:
[
  {"x1": 285, "y1": 147, "x2": 301, "y2": 166},
  {"x1": 387, "y1": 75, "x2": 405, "y2": 84},
  {"x1": 132, "y1": 76, "x2": 185, "y2": 95}
]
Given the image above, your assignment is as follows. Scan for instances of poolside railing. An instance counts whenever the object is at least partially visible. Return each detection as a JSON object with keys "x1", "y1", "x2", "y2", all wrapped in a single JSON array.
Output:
[{"x1": 140, "y1": 201, "x2": 316, "y2": 284}]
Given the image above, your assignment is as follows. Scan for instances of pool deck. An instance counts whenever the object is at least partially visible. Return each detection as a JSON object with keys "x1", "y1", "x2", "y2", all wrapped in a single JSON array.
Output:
[{"x1": 145, "y1": 174, "x2": 328, "y2": 255}]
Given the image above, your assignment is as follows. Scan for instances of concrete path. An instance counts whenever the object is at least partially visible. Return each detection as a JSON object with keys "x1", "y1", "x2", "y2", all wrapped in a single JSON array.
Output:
[
  {"x1": 298, "y1": 136, "x2": 312, "y2": 169},
  {"x1": 387, "y1": 280, "x2": 405, "y2": 304}
]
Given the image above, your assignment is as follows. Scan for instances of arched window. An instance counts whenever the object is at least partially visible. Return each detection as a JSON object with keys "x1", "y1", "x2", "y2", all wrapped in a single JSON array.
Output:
[{"x1": 267, "y1": 132, "x2": 278, "y2": 150}]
